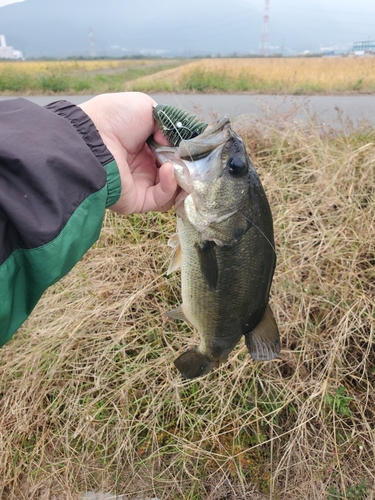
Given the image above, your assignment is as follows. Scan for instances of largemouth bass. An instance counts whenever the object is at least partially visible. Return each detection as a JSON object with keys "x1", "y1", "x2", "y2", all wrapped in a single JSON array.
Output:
[{"x1": 149, "y1": 110, "x2": 280, "y2": 379}]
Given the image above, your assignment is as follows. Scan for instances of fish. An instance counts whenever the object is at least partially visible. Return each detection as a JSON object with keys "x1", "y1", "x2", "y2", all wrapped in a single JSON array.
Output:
[{"x1": 148, "y1": 108, "x2": 280, "y2": 379}]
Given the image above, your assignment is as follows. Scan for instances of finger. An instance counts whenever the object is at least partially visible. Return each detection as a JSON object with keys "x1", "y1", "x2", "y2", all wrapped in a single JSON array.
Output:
[
  {"x1": 153, "y1": 128, "x2": 170, "y2": 146},
  {"x1": 143, "y1": 161, "x2": 177, "y2": 212}
]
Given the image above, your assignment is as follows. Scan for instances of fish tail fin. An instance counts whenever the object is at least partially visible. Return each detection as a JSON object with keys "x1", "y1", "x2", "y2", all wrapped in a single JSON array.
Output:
[
  {"x1": 174, "y1": 349, "x2": 218, "y2": 379},
  {"x1": 245, "y1": 304, "x2": 280, "y2": 361}
]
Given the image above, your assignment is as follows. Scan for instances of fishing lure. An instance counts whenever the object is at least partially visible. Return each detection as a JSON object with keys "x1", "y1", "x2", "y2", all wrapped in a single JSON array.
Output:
[{"x1": 153, "y1": 104, "x2": 208, "y2": 147}]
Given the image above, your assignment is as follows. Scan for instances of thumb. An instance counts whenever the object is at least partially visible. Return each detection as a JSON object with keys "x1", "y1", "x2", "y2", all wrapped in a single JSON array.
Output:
[{"x1": 144, "y1": 162, "x2": 178, "y2": 212}]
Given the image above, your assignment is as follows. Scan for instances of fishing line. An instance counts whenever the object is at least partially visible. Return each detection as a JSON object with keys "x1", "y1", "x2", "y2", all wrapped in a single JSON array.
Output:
[
  {"x1": 157, "y1": 109, "x2": 196, "y2": 149},
  {"x1": 241, "y1": 213, "x2": 277, "y2": 256},
  {"x1": 196, "y1": 200, "x2": 276, "y2": 258},
  {"x1": 154, "y1": 107, "x2": 204, "y2": 164},
  {"x1": 201, "y1": 195, "x2": 277, "y2": 257},
  {"x1": 204, "y1": 212, "x2": 276, "y2": 255}
]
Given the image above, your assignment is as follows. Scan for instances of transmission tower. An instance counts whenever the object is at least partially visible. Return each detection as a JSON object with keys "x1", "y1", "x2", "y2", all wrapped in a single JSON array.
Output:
[
  {"x1": 259, "y1": 0, "x2": 270, "y2": 57},
  {"x1": 89, "y1": 26, "x2": 97, "y2": 58}
]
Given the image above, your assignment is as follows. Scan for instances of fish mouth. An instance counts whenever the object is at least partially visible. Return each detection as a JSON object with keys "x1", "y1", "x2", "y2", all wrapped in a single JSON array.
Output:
[
  {"x1": 147, "y1": 115, "x2": 232, "y2": 190},
  {"x1": 176, "y1": 145, "x2": 226, "y2": 187}
]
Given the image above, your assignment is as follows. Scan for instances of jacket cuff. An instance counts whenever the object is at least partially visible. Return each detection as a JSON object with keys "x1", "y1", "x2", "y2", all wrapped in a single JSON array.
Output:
[
  {"x1": 104, "y1": 159, "x2": 122, "y2": 207},
  {"x1": 44, "y1": 100, "x2": 121, "y2": 207}
]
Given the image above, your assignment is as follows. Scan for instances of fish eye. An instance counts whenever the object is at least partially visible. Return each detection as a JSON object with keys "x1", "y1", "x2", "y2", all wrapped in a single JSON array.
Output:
[{"x1": 227, "y1": 156, "x2": 248, "y2": 177}]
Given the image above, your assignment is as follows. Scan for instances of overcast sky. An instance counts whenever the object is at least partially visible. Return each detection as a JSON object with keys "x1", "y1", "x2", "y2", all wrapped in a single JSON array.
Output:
[
  {"x1": 0, "y1": 0, "x2": 23, "y2": 6},
  {"x1": 0, "y1": 0, "x2": 374, "y2": 58}
]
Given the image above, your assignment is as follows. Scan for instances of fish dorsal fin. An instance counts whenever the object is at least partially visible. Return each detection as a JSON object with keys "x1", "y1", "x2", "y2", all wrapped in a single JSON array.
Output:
[
  {"x1": 245, "y1": 304, "x2": 280, "y2": 361},
  {"x1": 194, "y1": 240, "x2": 218, "y2": 291},
  {"x1": 167, "y1": 235, "x2": 182, "y2": 275},
  {"x1": 164, "y1": 304, "x2": 190, "y2": 323}
]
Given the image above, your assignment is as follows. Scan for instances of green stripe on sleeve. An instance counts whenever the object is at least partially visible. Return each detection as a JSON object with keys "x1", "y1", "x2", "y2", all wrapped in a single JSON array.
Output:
[
  {"x1": 0, "y1": 186, "x2": 108, "y2": 347},
  {"x1": 104, "y1": 159, "x2": 121, "y2": 208}
]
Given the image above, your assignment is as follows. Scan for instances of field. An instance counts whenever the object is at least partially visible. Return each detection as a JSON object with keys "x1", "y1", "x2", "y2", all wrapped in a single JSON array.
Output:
[
  {"x1": 0, "y1": 59, "x2": 184, "y2": 94},
  {"x1": 0, "y1": 101, "x2": 374, "y2": 499},
  {"x1": 127, "y1": 57, "x2": 375, "y2": 94},
  {"x1": 0, "y1": 56, "x2": 375, "y2": 94}
]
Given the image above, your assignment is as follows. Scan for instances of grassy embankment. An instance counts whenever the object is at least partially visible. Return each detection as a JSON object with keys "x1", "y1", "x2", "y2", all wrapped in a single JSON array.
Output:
[
  {"x1": 0, "y1": 57, "x2": 375, "y2": 94},
  {"x1": 0, "y1": 107, "x2": 374, "y2": 498},
  {"x1": 0, "y1": 59, "x2": 184, "y2": 94}
]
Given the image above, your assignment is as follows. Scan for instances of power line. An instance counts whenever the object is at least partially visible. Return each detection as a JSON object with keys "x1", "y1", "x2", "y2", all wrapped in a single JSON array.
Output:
[
  {"x1": 89, "y1": 26, "x2": 96, "y2": 57},
  {"x1": 275, "y1": 4, "x2": 374, "y2": 15}
]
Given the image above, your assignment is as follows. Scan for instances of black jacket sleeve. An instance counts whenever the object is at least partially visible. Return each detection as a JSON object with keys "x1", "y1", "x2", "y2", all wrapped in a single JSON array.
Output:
[{"x1": 0, "y1": 98, "x2": 121, "y2": 347}]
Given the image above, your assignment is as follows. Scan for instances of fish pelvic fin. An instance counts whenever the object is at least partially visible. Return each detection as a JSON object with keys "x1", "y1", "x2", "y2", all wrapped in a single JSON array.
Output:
[
  {"x1": 164, "y1": 304, "x2": 190, "y2": 323},
  {"x1": 174, "y1": 349, "x2": 219, "y2": 379},
  {"x1": 245, "y1": 304, "x2": 280, "y2": 361}
]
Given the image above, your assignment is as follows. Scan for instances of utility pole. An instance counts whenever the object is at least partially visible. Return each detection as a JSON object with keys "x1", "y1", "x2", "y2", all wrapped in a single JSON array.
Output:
[
  {"x1": 259, "y1": 0, "x2": 270, "y2": 57},
  {"x1": 89, "y1": 27, "x2": 97, "y2": 58}
]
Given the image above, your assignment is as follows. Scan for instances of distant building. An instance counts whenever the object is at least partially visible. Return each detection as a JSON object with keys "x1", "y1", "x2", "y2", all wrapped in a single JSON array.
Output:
[
  {"x1": 352, "y1": 40, "x2": 375, "y2": 55},
  {"x1": 0, "y1": 34, "x2": 24, "y2": 60}
]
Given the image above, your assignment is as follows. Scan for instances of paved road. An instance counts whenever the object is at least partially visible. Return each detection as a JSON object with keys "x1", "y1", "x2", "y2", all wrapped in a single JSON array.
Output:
[{"x1": 1, "y1": 94, "x2": 374, "y2": 127}]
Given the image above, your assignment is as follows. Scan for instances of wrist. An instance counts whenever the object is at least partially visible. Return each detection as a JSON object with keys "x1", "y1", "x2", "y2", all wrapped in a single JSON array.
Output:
[
  {"x1": 44, "y1": 100, "x2": 114, "y2": 166},
  {"x1": 45, "y1": 100, "x2": 121, "y2": 208}
]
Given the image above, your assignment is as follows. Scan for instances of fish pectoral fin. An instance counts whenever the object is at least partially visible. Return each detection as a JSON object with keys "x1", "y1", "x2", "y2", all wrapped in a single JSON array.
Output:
[
  {"x1": 167, "y1": 241, "x2": 182, "y2": 274},
  {"x1": 245, "y1": 304, "x2": 280, "y2": 361},
  {"x1": 167, "y1": 233, "x2": 180, "y2": 249},
  {"x1": 164, "y1": 304, "x2": 190, "y2": 323},
  {"x1": 194, "y1": 240, "x2": 218, "y2": 291}
]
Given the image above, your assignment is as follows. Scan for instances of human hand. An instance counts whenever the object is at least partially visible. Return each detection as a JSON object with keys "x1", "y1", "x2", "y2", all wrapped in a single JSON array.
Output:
[{"x1": 78, "y1": 92, "x2": 177, "y2": 215}]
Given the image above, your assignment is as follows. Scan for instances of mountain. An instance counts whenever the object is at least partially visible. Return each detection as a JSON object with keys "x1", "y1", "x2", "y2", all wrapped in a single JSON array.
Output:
[
  {"x1": 0, "y1": 0, "x2": 360, "y2": 59},
  {"x1": 0, "y1": 0, "x2": 263, "y2": 58}
]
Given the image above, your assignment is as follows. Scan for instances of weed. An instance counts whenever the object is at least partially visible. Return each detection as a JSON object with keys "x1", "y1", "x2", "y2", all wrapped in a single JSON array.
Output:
[
  {"x1": 324, "y1": 386, "x2": 353, "y2": 417},
  {"x1": 327, "y1": 479, "x2": 368, "y2": 499},
  {"x1": 37, "y1": 73, "x2": 71, "y2": 92}
]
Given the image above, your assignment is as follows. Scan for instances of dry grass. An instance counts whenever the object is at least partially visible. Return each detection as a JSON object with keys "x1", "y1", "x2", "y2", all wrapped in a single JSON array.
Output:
[
  {"x1": 0, "y1": 110, "x2": 374, "y2": 499},
  {"x1": 127, "y1": 57, "x2": 375, "y2": 94},
  {"x1": 0, "y1": 59, "x2": 168, "y2": 74}
]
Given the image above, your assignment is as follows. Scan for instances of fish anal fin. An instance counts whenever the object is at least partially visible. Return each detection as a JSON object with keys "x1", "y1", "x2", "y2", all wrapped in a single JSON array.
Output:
[
  {"x1": 174, "y1": 349, "x2": 219, "y2": 379},
  {"x1": 164, "y1": 304, "x2": 189, "y2": 323},
  {"x1": 194, "y1": 240, "x2": 218, "y2": 291},
  {"x1": 245, "y1": 304, "x2": 280, "y2": 361}
]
